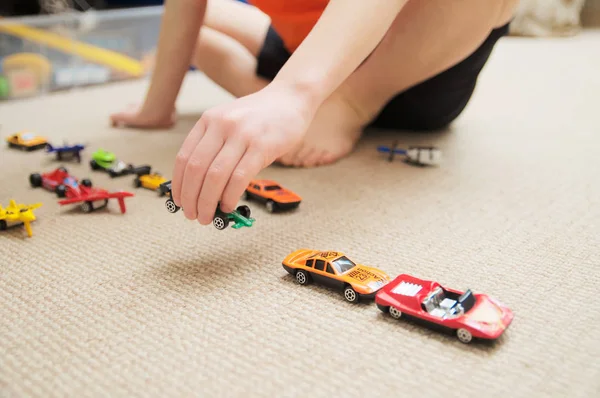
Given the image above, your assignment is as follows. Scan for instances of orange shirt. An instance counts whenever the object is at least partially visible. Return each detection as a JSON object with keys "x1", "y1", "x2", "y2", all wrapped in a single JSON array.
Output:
[{"x1": 249, "y1": 0, "x2": 329, "y2": 53}]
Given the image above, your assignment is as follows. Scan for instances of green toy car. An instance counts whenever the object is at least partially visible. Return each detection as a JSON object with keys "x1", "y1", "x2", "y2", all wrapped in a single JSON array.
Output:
[
  {"x1": 89, "y1": 149, "x2": 133, "y2": 178},
  {"x1": 160, "y1": 181, "x2": 255, "y2": 230}
]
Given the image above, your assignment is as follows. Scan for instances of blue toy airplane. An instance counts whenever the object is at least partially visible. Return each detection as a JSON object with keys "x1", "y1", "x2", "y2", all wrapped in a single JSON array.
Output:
[
  {"x1": 45, "y1": 142, "x2": 86, "y2": 162},
  {"x1": 377, "y1": 141, "x2": 441, "y2": 166}
]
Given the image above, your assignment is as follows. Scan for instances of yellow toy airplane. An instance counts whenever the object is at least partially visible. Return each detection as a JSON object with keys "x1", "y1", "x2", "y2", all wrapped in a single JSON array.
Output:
[{"x1": 0, "y1": 200, "x2": 42, "y2": 237}]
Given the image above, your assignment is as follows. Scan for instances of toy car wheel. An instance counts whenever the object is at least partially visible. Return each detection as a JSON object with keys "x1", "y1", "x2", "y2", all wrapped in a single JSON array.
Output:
[
  {"x1": 456, "y1": 328, "x2": 473, "y2": 344},
  {"x1": 0, "y1": 220, "x2": 6, "y2": 231},
  {"x1": 266, "y1": 200, "x2": 276, "y2": 213},
  {"x1": 389, "y1": 307, "x2": 402, "y2": 319},
  {"x1": 81, "y1": 201, "x2": 93, "y2": 213},
  {"x1": 56, "y1": 185, "x2": 67, "y2": 198},
  {"x1": 213, "y1": 215, "x2": 229, "y2": 230},
  {"x1": 165, "y1": 199, "x2": 180, "y2": 213},
  {"x1": 344, "y1": 286, "x2": 359, "y2": 303},
  {"x1": 81, "y1": 179, "x2": 92, "y2": 187},
  {"x1": 295, "y1": 270, "x2": 311, "y2": 285},
  {"x1": 236, "y1": 205, "x2": 251, "y2": 219},
  {"x1": 57, "y1": 152, "x2": 63, "y2": 161},
  {"x1": 29, "y1": 173, "x2": 42, "y2": 188},
  {"x1": 108, "y1": 170, "x2": 117, "y2": 178},
  {"x1": 133, "y1": 177, "x2": 141, "y2": 188},
  {"x1": 90, "y1": 160, "x2": 99, "y2": 170}
]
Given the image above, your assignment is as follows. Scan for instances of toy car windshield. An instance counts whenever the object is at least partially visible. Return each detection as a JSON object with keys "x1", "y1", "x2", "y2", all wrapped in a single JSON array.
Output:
[
  {"x1": 264, "y1": 185, "x2": 282, "y2": 191},
  {"x1": 331, "y1": 256, "x2": 356, "y2": 273},
  {"x1": 458, "y1": 289, "x2": 476, "y2": 312},
  {"x1": 63, "y1": 177, "x2": 79, "y2": 188}
]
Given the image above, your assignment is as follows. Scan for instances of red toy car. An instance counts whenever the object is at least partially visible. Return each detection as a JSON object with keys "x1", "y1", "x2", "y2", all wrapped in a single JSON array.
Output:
[
  {"x1": 30, "y1": 167, "x2": 134, "y2": 213},
  {"x1": 29, "y1": 166, "x2": 92, "y2": 198},
  {"x1": 375, "y1": 274, "x2": 513, "y2": 344}
]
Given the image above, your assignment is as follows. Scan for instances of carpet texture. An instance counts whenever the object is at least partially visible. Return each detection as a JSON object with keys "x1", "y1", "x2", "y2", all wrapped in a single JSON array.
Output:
[{"x1": 1, "y1": 30, "x2": 599, "y2": 398}]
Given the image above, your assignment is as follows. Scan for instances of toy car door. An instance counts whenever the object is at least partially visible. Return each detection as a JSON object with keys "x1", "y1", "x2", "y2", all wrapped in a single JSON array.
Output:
[{"x1": 246, "y1": 182, "x2": 264, "y2": 202}]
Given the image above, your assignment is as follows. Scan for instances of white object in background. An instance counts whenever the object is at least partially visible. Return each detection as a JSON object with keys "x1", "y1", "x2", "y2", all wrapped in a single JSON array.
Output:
[
  {"x1": 54, "y1": 65, "x2": 111, "y2": 87},
  {"x1": 509, "y1": 0, "x2": 586, "y2": 37},
  {"x1": 406, "y1": 147, "x2": 442, "y2": 167}
]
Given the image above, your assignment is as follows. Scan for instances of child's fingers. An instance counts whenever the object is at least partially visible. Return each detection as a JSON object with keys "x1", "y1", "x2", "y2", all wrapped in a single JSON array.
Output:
[
  {"x1": 220, "y1": 149, "x2": 265, "y2": 214},
  {"x1": 195, "y1": 140, "x2": 247, "y2": 225},
  {"x1": 179, "y1": 127, "x2": 224, "y2": 220},
  {"x1": 172, "y1": 118, "x2": 208, "y2": 208}
]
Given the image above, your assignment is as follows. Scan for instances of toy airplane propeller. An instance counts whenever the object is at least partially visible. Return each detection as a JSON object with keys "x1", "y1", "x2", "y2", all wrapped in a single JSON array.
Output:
[
  {"x1": 0, "y1": 199, "x2": 43, "y2": 237},
  {"x1": 377, "y1": 140, "x2": 441, "y2": 166}
]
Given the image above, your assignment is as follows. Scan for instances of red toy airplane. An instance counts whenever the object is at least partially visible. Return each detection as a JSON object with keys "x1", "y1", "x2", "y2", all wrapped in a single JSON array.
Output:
[
  {"x1": 58, "y1": 180, "x2": 133, "y2": 213},
  {"x1": 30, "y1": 167, "x2": 134, "y2": 213}
]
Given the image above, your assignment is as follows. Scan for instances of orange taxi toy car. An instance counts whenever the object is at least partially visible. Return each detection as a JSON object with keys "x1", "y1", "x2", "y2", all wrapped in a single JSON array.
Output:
[
  {"x1": 282, "y1": 250, "x2": 390, "y2": 303},
  {"x1": 6, "y1": 131, "x2": 48, "y2": 151},
  {"x1": 242, "y1": 179, "x2": 301, "y2": 213}
]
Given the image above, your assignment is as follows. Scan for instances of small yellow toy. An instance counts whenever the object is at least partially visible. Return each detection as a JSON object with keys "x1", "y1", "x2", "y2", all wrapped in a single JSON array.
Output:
[
  {"x1": 6, "y1": 131, "x2": 48, "y2": 151},
  {"x1": 0, "y1": 200, "x2": 42, "y2": 237},
  {"x1": 133, "y1": 169, "x2": 169, "y2": 196}
]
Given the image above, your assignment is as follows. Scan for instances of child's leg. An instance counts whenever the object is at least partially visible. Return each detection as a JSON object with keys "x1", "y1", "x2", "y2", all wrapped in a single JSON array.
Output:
[
  {"x1": 192, "y1": 0, "x2": 270, "y2": 97},
  {"x1": 279, "y1": 0, "x2": 519, "y2": 166}
]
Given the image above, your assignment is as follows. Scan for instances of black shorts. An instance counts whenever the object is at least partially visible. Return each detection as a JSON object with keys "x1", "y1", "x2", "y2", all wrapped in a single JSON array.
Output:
[{"x1": 256, "y1": 23, "x2": 510, "y2": 131}]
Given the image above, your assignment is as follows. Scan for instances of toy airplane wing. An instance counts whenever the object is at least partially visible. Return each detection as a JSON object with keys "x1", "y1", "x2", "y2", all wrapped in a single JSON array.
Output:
[
  {"x1": 48, "y1": 143, "x2": 85, "y2": 152},
  {"x1": 377, "y1": 146, "x2": 406, "y2": 155},
  {"x1": 377, "y1": 141, "x2": 406, "y2": 161},
  {"x1": 23, "y1": 202, "x2": 43, "y2": 211},
  {"x1": 58, "y1": 190, "x2": 133, "y2": 205},
  {"x1": 105, "y1": 191, "x2": 135, "y2": 200}
]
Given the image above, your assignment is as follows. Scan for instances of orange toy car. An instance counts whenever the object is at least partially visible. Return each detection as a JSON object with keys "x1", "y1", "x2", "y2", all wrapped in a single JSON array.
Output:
[
  {"x1": 242, "y1": 179, "x2": 301, "y2": 213},
  {"x1": 282, "y1": 250, "x2": 391, "y2": 303},
  {"x1": 6, "y1": 131, "x2": 48, "y2": 151}
]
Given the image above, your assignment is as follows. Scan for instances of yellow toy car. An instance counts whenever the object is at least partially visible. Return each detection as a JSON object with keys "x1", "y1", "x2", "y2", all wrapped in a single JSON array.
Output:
[
  {"x1": 282, "y1": 250, "x2": 391, "y2": 303},
  {"x1": 6, "y1": 131, "x2": 48, "y2": 151},
  {"x1": 0, "y1": 199, "x2": 42, "y2": 237},
  {"x1": 133, "y1": 168, "x2": 169, "y2": 196}
]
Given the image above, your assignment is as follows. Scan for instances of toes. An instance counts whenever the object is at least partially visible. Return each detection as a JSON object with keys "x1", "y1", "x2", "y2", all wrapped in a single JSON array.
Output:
[
  {"x1": 300, "y1": 149, "x2": 324, "y2": 167},
  {"x1": 318, "y1": 151, "x2": 337, "y2": 166},
  {"x1": 293, "y1": 145, "x2": 315, "y2": 167},
  {"x1": 276, "y1": 151, "x2": 298, "y2": 166}
]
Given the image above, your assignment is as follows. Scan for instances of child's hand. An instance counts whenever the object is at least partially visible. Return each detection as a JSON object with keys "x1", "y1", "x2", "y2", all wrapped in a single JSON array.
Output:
[
  {"x1": 170, "y1": 83, "x2": 314, "y2": 224},
  {"x1": 110, "y1": 104, "x2": 176, "y2": 129}
]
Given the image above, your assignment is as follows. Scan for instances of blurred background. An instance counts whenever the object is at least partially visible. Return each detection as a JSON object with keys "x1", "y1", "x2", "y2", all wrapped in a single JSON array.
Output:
[{"x1": 0, "y1": 0, "x2": 597, "y2": 102}]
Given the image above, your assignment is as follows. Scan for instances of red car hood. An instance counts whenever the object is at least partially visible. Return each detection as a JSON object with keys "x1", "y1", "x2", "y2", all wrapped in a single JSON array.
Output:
[{"x1": 464, "y1": 296, "x2": 513, "y2": 330}]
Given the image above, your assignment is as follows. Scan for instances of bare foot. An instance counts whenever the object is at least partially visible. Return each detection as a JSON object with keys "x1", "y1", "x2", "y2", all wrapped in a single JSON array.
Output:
[
  {"x1": 110, "y1": 103, "x2": 176, "y2": 129},
  {"x1": 277, "y1": 90, "x2": 366, "y2": 167}
]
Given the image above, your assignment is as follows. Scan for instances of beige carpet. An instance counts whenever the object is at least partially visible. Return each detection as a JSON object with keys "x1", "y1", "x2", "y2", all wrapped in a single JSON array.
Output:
[{"x1": 1, "y1": 30, "x2": 599, "y2": 398}]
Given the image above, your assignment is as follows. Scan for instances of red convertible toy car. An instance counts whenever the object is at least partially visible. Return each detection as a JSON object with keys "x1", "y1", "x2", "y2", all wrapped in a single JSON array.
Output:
[
  {"x1": 375, "y1": 274, "x2": 513, "y2": 344},
  {"x1": 30, "y1": 167, "x2": 134, "y2": 213}
]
